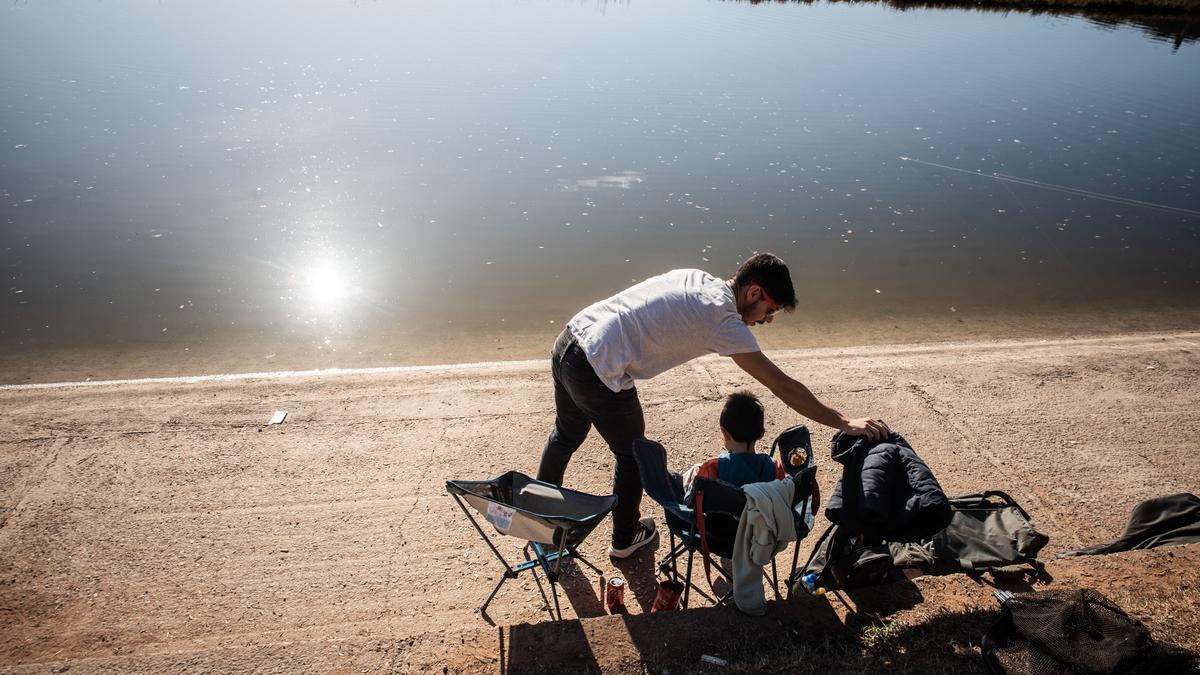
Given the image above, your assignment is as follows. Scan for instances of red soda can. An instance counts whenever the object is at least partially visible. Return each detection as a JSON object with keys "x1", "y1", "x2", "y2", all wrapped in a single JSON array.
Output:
[
  {"x1": 606, "y1": 576, "x2": 626, "y2": 611},
  {"x1": 651, "y1": 579, "x2": 683, "y2": 612}
]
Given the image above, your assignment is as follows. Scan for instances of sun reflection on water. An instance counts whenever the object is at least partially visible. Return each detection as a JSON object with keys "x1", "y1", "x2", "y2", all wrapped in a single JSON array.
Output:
[{"x1": 297, "y1": 259, "x2": 361, "y2": 315}]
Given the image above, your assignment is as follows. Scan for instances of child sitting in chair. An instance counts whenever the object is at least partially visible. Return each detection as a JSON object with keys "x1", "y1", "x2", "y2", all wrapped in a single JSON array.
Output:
[{"x1": 684, "y1": 390, "x2": 785, "y2": 494}]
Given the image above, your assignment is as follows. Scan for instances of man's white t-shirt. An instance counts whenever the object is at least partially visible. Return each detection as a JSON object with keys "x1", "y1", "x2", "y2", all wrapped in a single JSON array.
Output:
[{"x1": 567, "y1": 269, "x2": 760, "y2": 392}]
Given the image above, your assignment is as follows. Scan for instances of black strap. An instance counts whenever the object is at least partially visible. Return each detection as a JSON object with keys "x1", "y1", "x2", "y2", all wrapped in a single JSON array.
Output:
[
  {"x1": 968, "y1": 556, "x2": 1044, "y2": 581},
  {"x1": 951, "y1": 490, "x2": 1035, "y2": 518},
  {"x1": 801, "y1": 522, "x2": 837, "y2": 574}
]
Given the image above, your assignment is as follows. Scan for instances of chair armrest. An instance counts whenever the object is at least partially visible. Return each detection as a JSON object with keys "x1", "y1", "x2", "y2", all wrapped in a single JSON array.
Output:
[
  {"x1": 662, "y1": 502, "x2": 694, "y2": 523},
  {"x1": 668, "y1": 471, "x2": 685, "y2": 502},
  {"x1": 790, "y1": 466, "x2": 818, "y2": 505}
]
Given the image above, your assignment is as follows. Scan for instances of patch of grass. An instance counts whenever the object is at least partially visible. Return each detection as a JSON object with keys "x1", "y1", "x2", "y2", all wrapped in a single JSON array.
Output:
[
  {"x1": 857, "y1": 608, "x2": 994, "y2": 673},
  {"x1": 692, "y1": 609, "x2": 995, "y2": 674},
  {"x1": 721, "y1": 633, "x2": 860, "y2": 675},
  {"x1": 1100, "y1": 566, "x2": 1200, "y2": 657},
  {"x1": 859, "y1": 618, "x2": 909, "y2": 650}
]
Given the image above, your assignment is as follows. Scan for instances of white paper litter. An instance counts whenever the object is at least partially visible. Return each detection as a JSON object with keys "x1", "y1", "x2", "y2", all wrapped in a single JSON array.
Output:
[{"x1": 268, "y1": 410, "x2": 288, "y2": 425}]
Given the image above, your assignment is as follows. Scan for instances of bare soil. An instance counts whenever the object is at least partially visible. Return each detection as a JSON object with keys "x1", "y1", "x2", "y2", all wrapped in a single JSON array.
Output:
[{"x1": 2, "y1": 331, "x2": 1199, "y2": 673}]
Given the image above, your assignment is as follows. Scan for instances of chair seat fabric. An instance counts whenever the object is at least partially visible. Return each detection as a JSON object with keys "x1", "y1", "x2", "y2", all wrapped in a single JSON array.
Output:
[{"x1": 447, "y1": 471, "x2": 617, "y2": 547}]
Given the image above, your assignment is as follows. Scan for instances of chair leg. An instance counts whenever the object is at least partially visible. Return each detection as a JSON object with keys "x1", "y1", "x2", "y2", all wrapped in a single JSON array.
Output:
[
  {"x1": 713, "y1": 558, "x2": 734, "y2": 605},
  {"x1": 667, "y1": 533, "x2": 678, "y2": 581},
  {"x1": 683, "y1": 556, "x2": 732, "y2": 607},
  {"x1": 658, "y1": 533, "x2": 681, "y2": 582},
  {"x1": 525, "y1": 543, "x2": 572, "y2": 622},
  {"x1": 682, "y1": 549, "x2": 694, "y2": 608},
  {"x1": 480, "y1": 571, "x2": 512, "y2": 619},
  {"x1": 770, "y1": 557, "x2": 782, "y2": 602},
  {"x1": 549, "y1": 575, "x2": 563, "y2": 621},
  {"x1": 787, "y1": 542, "x2": 804, "y2": 600},
  {"x1": 529, "y1": 570, "x2": 554, "y2": 620}
]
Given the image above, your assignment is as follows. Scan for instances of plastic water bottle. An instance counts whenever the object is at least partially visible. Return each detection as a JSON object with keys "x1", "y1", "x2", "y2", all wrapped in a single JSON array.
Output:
[
  {"x1": 800, "y1": 572, "x2": 826, "y2": 596},
  {"x1": 800, "y1": 573, "x2": 818, "y2": 593}
]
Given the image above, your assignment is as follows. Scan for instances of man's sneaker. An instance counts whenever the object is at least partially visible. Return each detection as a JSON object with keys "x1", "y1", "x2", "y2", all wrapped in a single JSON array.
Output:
[{"x1": 608, "y1": 518, "x2": 658, "y2": 559}]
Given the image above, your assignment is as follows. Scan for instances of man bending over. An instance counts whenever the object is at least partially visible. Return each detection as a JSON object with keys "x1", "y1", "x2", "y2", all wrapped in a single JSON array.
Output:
[{"x1": 538, "y1": 252, "x2": 890, "y2": 558}]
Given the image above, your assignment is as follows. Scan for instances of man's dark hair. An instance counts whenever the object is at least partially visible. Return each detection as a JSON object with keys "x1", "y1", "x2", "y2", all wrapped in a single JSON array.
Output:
[
  {"x1": 720, "y1": 390, "x2": 765, "y2": 444},
  {"x1": 733, "y1": 253, "x2": 796, "y2": 311}
]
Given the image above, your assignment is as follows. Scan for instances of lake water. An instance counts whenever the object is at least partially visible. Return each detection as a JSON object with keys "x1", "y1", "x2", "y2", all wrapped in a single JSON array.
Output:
[{"x1": 2, "y1": 1, "x2": 1198, "y2": 383}]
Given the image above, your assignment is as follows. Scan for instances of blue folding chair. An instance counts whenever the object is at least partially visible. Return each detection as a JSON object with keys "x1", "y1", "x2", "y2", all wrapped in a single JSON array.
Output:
[
  {"x1": 633, "y1": 435, "x2": 819, "y2": 608},
  {"x1": 630, "y1": 438, "x2": 707, "y2": 607}
]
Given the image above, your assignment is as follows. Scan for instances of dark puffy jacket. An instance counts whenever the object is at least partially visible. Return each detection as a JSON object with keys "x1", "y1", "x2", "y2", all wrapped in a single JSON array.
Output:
[{"x1": 824, "y1": 432, "x2": 952, "y2": 543}]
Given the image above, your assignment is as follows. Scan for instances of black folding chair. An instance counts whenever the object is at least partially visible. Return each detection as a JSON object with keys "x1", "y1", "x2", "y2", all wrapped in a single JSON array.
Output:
[
  {"x1": 630, "y1": 439, "x2": 706, "y2": 606},
  {"x1": 446, "y1": 471, "x2": 616, "y2": 622}
]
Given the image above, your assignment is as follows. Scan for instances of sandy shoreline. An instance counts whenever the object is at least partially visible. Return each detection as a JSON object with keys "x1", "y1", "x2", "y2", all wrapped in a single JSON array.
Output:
[
  {"x1": 3, "y1": 328, "x2": 1197, "y2": 391},
  {"x1": 4, "y1": 304, "x2": 1199, "y2": 386},
  {"x1": 2, "y1": 330, "x2": 1198, "y2": 672}
]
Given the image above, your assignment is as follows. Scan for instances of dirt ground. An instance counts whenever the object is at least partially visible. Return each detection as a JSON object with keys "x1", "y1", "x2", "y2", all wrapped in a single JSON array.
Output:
[{"x1": 2, "y1": 331, "x2": 1199, "y2": 673}]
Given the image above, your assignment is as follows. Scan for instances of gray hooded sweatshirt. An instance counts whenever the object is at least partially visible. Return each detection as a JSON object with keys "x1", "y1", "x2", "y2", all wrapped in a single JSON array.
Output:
[{"x1": 732, "y1": 479, "x2": 796, "y2": 615}]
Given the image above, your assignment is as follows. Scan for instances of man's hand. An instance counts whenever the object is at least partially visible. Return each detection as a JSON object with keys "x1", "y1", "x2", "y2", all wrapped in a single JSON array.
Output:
[{"x1": 840, "y1": 417, "x2": 891, "y2": 442}]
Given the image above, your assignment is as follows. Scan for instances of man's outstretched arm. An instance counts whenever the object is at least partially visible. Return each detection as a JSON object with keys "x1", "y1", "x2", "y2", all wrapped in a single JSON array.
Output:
[{"x1": 729, "y1": 350, "x2": 889, "y2": 441}]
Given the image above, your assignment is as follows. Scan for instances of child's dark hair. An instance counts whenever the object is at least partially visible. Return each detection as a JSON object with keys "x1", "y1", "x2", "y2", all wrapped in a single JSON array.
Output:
[{"x1": 720, "y1": 390, "x2": 765, "y2": 444}]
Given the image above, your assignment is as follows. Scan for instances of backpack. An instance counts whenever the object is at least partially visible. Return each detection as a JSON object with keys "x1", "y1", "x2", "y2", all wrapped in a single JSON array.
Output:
[
  {"x1": 799, "y1": 491, "x2": 1049, "y2": 593},
  {"x1": 891, "y1": 491, "x2": 1049, "y2": 580},
  {"x1": 798, "y1": 523, "x2": 895, "y2": 592}
]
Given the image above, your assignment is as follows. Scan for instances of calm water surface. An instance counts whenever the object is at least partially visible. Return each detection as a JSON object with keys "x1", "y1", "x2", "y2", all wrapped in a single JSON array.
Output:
[{"x1": 2, "y1": 1, "x2": 1198, "y2": 382}]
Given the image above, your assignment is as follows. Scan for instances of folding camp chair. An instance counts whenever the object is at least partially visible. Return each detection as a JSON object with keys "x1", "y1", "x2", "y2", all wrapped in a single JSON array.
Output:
[
  {"x1": 632, "y1": 436, "x2": 819, "y2": 609},
  {"x1": 769, "y1": 424, "x2": 821, "y2": 596},
  {"x1": 446, "y1": 471, "x2": 616, "y2": 622}
]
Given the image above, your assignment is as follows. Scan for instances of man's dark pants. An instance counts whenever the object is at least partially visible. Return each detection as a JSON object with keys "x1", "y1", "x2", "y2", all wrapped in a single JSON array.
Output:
[{"x1": 537, "y1": 329, "x2": 645, "y2": 547}]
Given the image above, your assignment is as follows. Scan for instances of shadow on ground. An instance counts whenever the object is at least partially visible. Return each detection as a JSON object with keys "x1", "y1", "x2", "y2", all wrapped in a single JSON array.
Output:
[{"x1": 497, "y1": 584, "x2": 1000, "y2": 674}]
